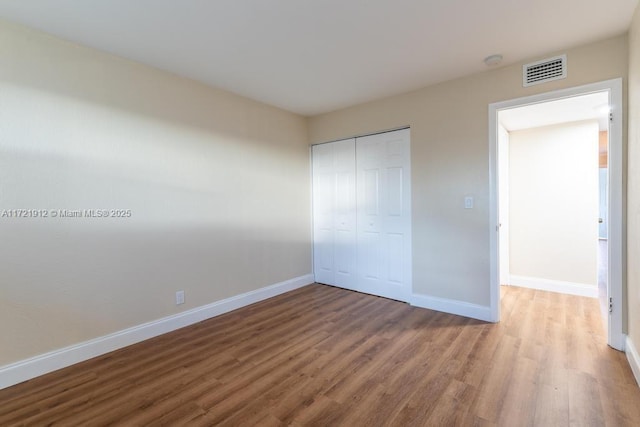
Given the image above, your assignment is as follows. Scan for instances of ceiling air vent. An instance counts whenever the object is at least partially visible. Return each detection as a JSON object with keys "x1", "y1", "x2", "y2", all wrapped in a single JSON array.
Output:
[{"x1": 523, "y1": 54, "x2": 567, "y2": 87}]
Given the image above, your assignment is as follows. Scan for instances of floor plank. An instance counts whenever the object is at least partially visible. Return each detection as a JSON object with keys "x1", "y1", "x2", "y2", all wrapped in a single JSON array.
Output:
[{"x1": 1, "y1": 284, "x2": 639, "y2": 426}]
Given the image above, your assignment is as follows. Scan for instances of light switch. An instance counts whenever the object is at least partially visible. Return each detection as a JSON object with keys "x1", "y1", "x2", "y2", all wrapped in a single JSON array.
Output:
[{"x1": 464, "y1": 196, "x2": 474, "y2": 209}]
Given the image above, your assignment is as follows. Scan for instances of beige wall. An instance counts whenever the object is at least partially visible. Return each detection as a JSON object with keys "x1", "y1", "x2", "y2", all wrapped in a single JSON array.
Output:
[
  {"x1": 509, "y1": 121, "x2": 599, "y2": 286},
  {"x1": 1, "y1": 11, "x2": 635, "y2": 370},
  {"x1": 309, "y1": 35, "x2": 628, "y2": 306},
  {"x1": 0, "y1": 20, "x2": 311, "y2": 366},
  {"x1": 627, "y1": 6, "x2": 640, "y2": 352}
]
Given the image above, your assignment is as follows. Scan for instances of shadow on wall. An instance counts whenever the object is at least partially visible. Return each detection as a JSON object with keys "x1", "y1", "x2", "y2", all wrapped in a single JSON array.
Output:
[{"x1": 0, "y1": 20, "x2": 311, "y2": 367}]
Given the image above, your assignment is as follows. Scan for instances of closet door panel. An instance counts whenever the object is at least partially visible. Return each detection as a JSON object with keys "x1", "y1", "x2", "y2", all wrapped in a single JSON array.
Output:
[
  {"x1": 312, "y1": 143, "x2": 335, "y2": 285},
  {"x1": 356, "y1": 129, "x2": 411, "y2": 301},
  {"x1": 361, "y1": 231, "x2": 382, "y2": 280},
  {"x1": 312, "y1": 129, "x2": 411, "y2": 301},
  {"x1": 333, "y1": 140, "x2": 357, "y2": 288},
  {"x1": 312, "y1": 139, "x2": 357, "y2": 289}
]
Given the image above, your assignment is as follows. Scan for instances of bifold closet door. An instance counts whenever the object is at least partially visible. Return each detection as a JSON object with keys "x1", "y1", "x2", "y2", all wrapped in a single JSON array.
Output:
[
  {"x1": 312, "y1": 139, "x2": 357, "y2": 290},
  {"x1": 356, "y1": 129, "x2": 411, "y2": 302},
  {"x1": 312, "y1": 129, "x2": 411, "y2": 302}
]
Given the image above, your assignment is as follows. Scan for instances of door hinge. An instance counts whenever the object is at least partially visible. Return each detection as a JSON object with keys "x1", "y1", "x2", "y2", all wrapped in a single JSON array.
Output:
[
  {"x1": 609, "y1": 112, "x2": 614, "y2": 122},
  {"x1": 609, "y1": 297, "x2": 613, "y2": 313}
]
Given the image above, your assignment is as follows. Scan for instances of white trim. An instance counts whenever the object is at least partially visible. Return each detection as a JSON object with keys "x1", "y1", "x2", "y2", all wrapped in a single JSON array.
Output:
[
  {"x1": 311, "y1": 126, "x2": 411, "y2": 146},
  {"x1": 411, "y1": 293, "x2": 492, "y2": 322},
  {"x1": 0, "y1": 274, "x2": 314, "y2": 390},
  {"x1": 488, "y1": 101, "x2": 500, "y2": 323},
  {"x1": 508, "y1": 275, "x2": 598, "y2": 298},
  {"x1": 607, "y1": 78, "x2": 624, "y2": 351},
  {"x1": 309, "y1": 145, "x2": 316, "y2": 279},
  {"x1": 626, "y1": 336, "x2": 640, "y2": 387},
  {"x1": 488, "y1": 78, "x2": 624, "y2": 350}
]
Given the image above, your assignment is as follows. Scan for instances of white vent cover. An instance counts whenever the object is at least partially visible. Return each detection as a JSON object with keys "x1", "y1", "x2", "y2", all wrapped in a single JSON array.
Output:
[{"x1": 523, "y1": 54, "x2": 567, "y2": 87}]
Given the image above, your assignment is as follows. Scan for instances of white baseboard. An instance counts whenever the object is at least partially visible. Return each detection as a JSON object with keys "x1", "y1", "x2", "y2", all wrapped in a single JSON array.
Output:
[
  {"x1": 0, "y1": 274, "x2": 314, "y2": 390},
  {"x1": 508, "y1": 275, "x2": 598, "y2": 298},
  {"x1": 410, "y1": 293, "x2": 493, "y2": 322},
  {"x1": 626, "y1": 335, "x2": 640, "y2": 387}
]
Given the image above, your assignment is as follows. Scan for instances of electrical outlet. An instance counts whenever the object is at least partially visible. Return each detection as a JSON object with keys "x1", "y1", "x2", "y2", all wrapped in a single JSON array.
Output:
[
  {"x1": 175, "y1": 290, "x2": 185, "y2": 305},
  {"x1": 464, "y1": 196, "x2": 474, "y2": 209}
]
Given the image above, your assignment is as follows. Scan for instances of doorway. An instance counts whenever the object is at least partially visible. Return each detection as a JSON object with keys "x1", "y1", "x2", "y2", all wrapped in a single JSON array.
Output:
[{"x1": 489, "y1": 79, "x2": 624, "y2": 350}]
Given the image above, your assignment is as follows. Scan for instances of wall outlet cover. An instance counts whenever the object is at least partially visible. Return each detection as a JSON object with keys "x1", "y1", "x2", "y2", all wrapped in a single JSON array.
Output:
[{"x1": 175, "y1": 290, "x2": 185, "y2": 305}]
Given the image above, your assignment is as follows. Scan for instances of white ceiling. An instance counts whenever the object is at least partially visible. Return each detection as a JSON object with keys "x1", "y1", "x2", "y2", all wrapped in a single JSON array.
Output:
[
  {"x1": 0, "y1": 0, "x2": 636, "y2": 116},
  {"x1": 499, "y1": 91, "x2": 610, "y2": 131}
]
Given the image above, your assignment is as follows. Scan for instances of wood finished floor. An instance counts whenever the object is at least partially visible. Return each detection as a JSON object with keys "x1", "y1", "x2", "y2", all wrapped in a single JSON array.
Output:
[{"x1": 1, "y1": 284, "x2": 639, "y2": 426}]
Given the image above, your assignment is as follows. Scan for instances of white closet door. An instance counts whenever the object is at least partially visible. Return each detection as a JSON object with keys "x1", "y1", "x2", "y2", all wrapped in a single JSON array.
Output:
[
  {"x1": 356, "y1": 129, "x2": 411, "y2": 301},
  {"x1": 312, "y1": 139, "x2": 357, "y2": 289}
]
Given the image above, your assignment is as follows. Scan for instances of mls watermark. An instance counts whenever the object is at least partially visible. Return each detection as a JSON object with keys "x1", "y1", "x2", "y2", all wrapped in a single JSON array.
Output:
[{"x1": 1, "y1": 209, "x2": 132, "y2": 219}]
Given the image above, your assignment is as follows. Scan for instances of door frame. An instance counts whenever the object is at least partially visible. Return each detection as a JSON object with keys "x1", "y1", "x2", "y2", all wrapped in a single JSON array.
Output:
[{"x1": 488, "y1": 78, "x2": 624, "y2": 350}]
